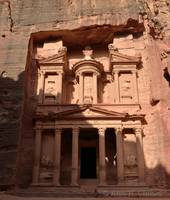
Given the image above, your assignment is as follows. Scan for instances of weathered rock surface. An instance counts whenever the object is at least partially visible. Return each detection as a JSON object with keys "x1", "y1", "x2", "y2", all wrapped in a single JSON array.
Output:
[{"x1": 0, "y1": 0, "x2": 170, "y2": 193}]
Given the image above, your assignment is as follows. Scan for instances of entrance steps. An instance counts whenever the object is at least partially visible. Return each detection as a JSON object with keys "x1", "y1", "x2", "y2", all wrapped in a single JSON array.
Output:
[
  {"x1": 7, "y1": 185, "x2": 170, "y2": 198},
  {"x1": 96, "y1": 185, "x2": 170, "y2": 197}
]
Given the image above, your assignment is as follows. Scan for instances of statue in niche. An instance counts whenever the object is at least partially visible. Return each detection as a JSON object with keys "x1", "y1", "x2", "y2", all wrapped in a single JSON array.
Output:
[
  {"x1": 41, "y1": 155, "x2": 53, "y2": 168},
  {"x1": 84, "y1": 96, "x2": 93, "y2": 104},
  {"x1": 83, "y1": 46, "x2": 94, "y2": 60},
  {"x1": 122, "y1": 80, "x2": 131, "y2": 92},
  {"x1": 46, "y1": 81, "x2": 55, "y2": 95},
  {"x1": 84, "y1": 74, "x2": 93, "y2": 103},
  {"x1": 125, "y1": 154, "x2": 137, "y2": 168}
]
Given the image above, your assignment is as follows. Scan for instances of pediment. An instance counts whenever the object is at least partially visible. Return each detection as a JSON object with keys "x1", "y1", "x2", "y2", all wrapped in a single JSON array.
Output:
[
  {"x1": 35, "y1": 105, "x2": 146, "y2": 123},
  {"x1": 56, "y1": 105, "x2": 128, "y2": 119},
  {"x1": 110, "y1": 52, "x2": 141, "y2": 65},
  {"x1": 38, "y1": 52, "x2": 66, "y2": 65}
]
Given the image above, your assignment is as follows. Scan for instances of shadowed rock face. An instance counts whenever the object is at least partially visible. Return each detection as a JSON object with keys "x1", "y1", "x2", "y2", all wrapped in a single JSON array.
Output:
[
  {"x1": 0, "y1": 0, "x2": 170, "y2": 192},
  {"x1": 0, "y1": 0, "x2": 146, "y2": 189},
  {"x1": 11, "y1": 0, "x2": 145, "y2": 28}
]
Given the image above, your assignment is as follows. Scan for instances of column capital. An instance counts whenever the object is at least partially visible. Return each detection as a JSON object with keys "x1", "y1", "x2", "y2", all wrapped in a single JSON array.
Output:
[
  {"x1": 40, "y1": 70, "x2": 45, "y2": 76},
  {"x1": 98, "y1": 128, "x2": 106, "y2": 136},
  {"x1": 57, "y1": 71, "x2": 64, "y2": 75},
  {"x1": 134, "y1": 128, "x2": 143, "y2": 135},
  {"x1": 55, "y1": 128, "x2": 62, "y2": 133},
  {"x1": 93, "y1": 71, "x2": 100, "y2": 76},
  {"x1": 38, "y1": 71, "x2": 41, "y2": 78},
  {"x1": 76, "y1": 71, "x2": 83, "y2": 77},
  {"x1": 34, "y1": 126, "x2": 42, "y2": 131},
  {"x1": 115, "y1": 127, "x2": 123, "y2": 134},
  {"x1": 72, "y1": 127, "x2": 80, "y2": 134},
  {"x1": 131, "y1": 70, "x2": 137, "y2": 74},
  {"x1": 112, "y1": 70, "x2": 120, "y2": 75}
]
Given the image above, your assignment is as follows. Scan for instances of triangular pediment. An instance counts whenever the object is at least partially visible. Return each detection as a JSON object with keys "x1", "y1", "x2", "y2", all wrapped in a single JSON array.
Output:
[
  {"x1": 55, "y1": 105, "x2": 128, "y2": 119},
  {"x1": 38, "y1": 52, "x2": 66, "y2": 64},
  {"x1": 110, "y1": 52, "x2": 141, "y2": 64},
  {"x1": 35, "y1": 105, "x2": 146, "y2": 123}
]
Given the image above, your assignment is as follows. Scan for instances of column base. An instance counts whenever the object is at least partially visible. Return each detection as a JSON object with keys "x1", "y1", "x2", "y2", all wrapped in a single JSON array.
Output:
[
  {"x1": 71, "y1": 182, "x2": 79, "y2": 187},
  {"x1": 98, "y1": 183, "x2": 107, "y2": 187},
  {"x1": 53, "y1": 183, "x2": 61, "y2": 187}
]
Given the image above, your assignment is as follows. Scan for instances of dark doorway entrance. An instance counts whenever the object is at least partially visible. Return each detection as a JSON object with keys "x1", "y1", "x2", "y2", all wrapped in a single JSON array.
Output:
[{"x1": 80, "y1": 147, "x2": 97, "y2": 179}]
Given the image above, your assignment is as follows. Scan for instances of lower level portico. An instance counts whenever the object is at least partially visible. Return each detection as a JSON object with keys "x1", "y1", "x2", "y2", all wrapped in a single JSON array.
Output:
[{"x1": 32, "y1": 119, "x2": 145, "y2": 187}]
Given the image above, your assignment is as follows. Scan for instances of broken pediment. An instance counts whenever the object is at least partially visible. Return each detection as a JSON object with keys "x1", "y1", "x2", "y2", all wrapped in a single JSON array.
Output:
[
  {"x1": 38, "y1": 47, "x2": 67, "y2": 65},
  {"x1": 108, "y1": 44, "x2": 141, "y2": 65},
  {"x1": 110, "y1": 51, "x2": 141, "y2": 65}
]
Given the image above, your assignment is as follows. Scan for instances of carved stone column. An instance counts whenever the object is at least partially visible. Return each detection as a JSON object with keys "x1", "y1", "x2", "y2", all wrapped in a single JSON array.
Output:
[
  {"x1": 132, "y1": 70, "x2": 139, "y2": 103},
  {"x1": 98, "y1": 128, "x2": 106, "y2": 185},
  {"x1": 71, "y1": 127, "x2": 79, "y2": 186},
  {"x1": 134, "y1": 128, "x2": 145, "y2": 182},
  {"x1": 53, "y1": 128, "x2": 62, "y2": 186},
  {"x1": 37, "y1": 71, "x2": 41, "y2": 97},
  {"x1": 32, "y1": 127, "x2": 42, "y2": 184},
  {"x1": 79, "y1": 73, "x2": 84, "y2": 104},
  {"x1": 114, "y1": 70, "x2": 120, "y2": 103},
  {"x1": 115, "y1": 128, "x2": 124, "y2": 183},
  {"x1": 93, "y1": 73, "x2": 98, "y2": 104},
  {"x1": 57, "y1": 72, "x2": 63, "y2": 104},
  {"x1": 38, "y1": 71, "x2": 45, "y2": 104}
]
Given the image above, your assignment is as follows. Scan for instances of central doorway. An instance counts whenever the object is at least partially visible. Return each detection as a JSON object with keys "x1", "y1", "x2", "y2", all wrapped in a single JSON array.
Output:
[
  {"x1": 80, "y1": 147, "x2": 97, "y2": 179},
  {"x1": 79, "y1": 128, "x2": 98, "y2": 180}
]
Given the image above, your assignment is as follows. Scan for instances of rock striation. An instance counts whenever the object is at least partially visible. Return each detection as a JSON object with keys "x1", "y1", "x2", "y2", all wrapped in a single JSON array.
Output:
[{"x1": 0, "y1": 0, "x2": 170, "y2": 193}]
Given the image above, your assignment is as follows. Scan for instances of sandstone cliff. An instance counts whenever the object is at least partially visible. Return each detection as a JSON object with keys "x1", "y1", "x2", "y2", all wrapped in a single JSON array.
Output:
[{"x1": 0, "y1": 0, "x2": 170, "y2": 189}]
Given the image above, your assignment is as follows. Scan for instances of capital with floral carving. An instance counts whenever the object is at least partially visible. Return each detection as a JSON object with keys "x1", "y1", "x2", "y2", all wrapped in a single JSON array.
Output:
[{"x1": 98, "y1": 128, "x2": 106, "y2": 136}]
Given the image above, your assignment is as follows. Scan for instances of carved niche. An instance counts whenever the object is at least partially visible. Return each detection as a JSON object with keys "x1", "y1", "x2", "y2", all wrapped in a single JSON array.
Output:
[
  {"x1": 123, "y1": 129, "x2": 138, "y2": 180},
  {"x1": 39, "y1": 131, "x2": 55, "y2": 183},
  {"x1": 108, "y1": 44, "x2": 141, "y2": 104},
  {"x1": 36, "y1": 45, "x2": 67, "y2": 104}
]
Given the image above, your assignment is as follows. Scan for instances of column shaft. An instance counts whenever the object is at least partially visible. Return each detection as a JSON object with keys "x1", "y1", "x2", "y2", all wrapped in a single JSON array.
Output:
[
  {"x1": 135, "y1": 128, "x2": 145, "y2": 182},
  {"x1": 38, "y1": 72, "x2": 45, "y2": 104},
  {"x1": 93, "y1": 73, "x2": 98, "y2": 104},
  {"x1": 32, "y1": 128, "x2": 42, "y2": 184},
  {"x1": 53, "y1": 128, "x2": 62, "y2": 185},
  {"x1": 37, "y1": 71, "x2": 41, "y2": 97},
  {"x1": 57, "y1": 72, "x2": 63, "y2": 104},
  {"x1": 116, "y1": 128, "x2": 124, "y2": 183},
  {"x1": 114, "y1": 71, "x2": 120, "y2": 103},
  {"x1": 79, "y1": 74, "x2": 84, "y2": 104},
  {"x1": 71, "y1": 128, "x2": 79, "y2": 186},
  {"x1": 98, "y1": 128, "x2": 106, "y2": 185}
]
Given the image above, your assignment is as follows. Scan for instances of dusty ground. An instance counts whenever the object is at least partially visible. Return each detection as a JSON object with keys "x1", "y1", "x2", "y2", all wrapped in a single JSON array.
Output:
[{"x1": 0, "y1": 194, "x2": 170, "y2": 200}]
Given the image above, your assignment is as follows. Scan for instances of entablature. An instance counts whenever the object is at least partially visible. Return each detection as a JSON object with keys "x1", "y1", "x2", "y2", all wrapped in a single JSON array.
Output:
[{"x1": 34, "y1": 104, "x2": 146, "y2": 125}]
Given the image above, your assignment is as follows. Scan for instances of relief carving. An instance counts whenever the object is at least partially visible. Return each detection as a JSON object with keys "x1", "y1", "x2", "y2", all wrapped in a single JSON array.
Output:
[
  {"x1": 83, "y1": 46, "x2": 94, "y2": 60},
  {"x1": 125, "y1": 154, "x2": 137, "y2": 168},
  {"x1": 46, "y1": 81, "x2": 55, "y2": 94},
  {"x1": 122, "y1": 80, "x2": 131, "y2": 92},
  {"x1": 119, "y1": 73, "x2": 133, "y2": 102},
  {"x1": 41, "y1": 155, "x2": 53, "y2": 168},
  {"x1": 36, "y1": 39, "x2": 140, "y2": 105}
]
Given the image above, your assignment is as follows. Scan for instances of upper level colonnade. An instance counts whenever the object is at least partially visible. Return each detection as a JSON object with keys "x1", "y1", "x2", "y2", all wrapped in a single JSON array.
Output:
[{"x1": 35, "y1": 40, "x2": 141, "y2": 106}]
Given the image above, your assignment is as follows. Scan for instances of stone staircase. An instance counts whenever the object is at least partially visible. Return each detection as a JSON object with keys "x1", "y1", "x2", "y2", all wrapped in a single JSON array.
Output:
[{"x1": 7, "y1": 185, "x2": 170, "y2": 198}]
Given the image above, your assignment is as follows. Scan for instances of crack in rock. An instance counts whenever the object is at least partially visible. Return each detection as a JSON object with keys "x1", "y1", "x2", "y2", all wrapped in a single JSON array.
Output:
[{"x1": 0, "y1": 0, "x2": 13, "y2": 32}]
